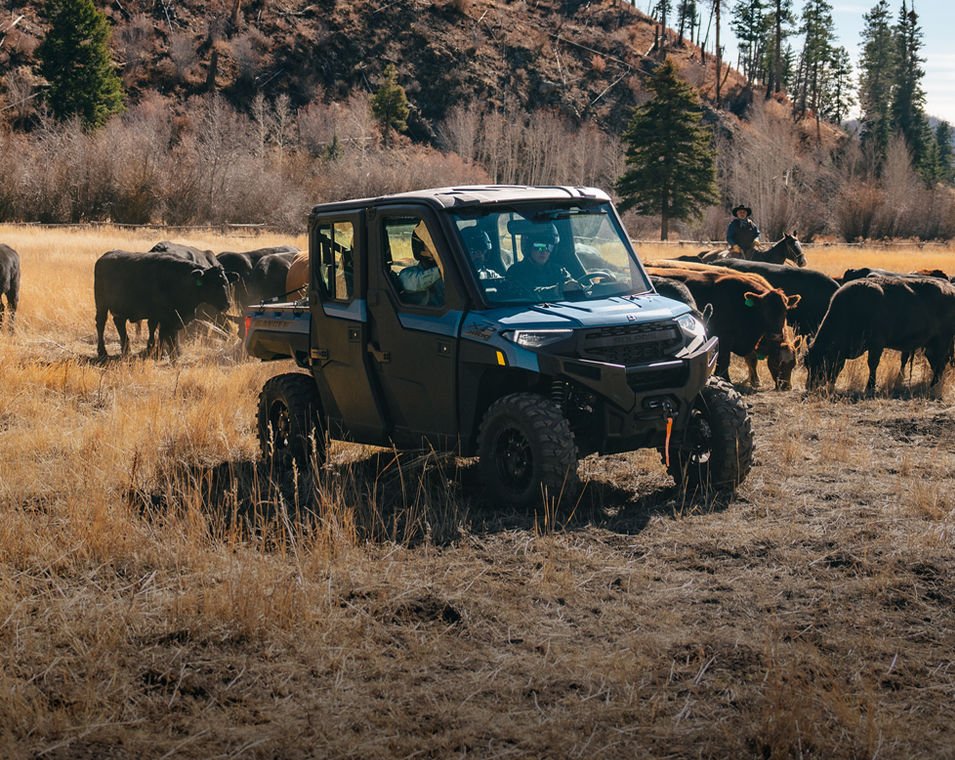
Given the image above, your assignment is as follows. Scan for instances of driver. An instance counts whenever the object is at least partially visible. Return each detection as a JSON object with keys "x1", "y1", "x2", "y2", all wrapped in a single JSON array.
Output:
[{"x1": 506, "y1": 224, "x2": 580, "y2": 298}]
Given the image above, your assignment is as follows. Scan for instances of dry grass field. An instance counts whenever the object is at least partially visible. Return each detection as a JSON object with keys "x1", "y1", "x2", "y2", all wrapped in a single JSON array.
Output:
[{"x1": 0, "y1": 226, "x2": 953, "y2": 759}]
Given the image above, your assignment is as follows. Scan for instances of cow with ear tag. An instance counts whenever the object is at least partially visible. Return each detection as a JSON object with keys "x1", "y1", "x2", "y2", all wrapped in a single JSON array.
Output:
[
  {"x1": 94, "y1": 250, "x2": 236, "y2": 360},
  {"x1": 644, "y1": 263, "x2": 800, "y2": 387}
]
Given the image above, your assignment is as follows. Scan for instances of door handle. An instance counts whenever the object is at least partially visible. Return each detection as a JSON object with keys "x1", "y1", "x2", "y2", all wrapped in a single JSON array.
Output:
[{"x1": 367, "y1": 343, "x2": 391, "y2": 363}]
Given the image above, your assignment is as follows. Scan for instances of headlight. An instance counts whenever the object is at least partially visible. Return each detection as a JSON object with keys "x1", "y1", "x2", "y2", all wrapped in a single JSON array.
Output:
[
  {"x1": 502, "y1": 329, "x2": 574, "y2": 348},
  {"x1": 675, "y1": 313, "x2": 706, "y2": 340}
]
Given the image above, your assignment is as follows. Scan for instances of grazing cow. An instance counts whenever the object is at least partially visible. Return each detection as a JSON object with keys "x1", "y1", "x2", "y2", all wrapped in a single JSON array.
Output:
[
  {"x1": 644, "y1": 264, "x2": 801, "y2": 388},
  {"x1": 217, "y1": 245, "x2": 300, "y2": 307},
  {"x1": 0, "y1": 244, "x2": 20, "y2": 329},
  {"x1": 701, "y1": 258, "x2": 838, "y2": 337},
  {"x1": 94, "y1": 251, "x2": 235, "y2": 359},
  {"x1": 805, "y1": 275, "x2": 955, "y2": 394}
]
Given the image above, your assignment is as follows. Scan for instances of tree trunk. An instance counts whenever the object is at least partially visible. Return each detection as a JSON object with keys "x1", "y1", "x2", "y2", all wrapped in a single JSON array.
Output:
[{"x1": 714, "y1": 0, "x2": 722, "y2": 108}]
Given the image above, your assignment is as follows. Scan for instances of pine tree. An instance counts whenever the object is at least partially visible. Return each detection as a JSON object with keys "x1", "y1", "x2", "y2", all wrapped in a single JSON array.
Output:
[
  {"x1": 821, "y1": 45, "x2": 854, "y2": 125},
  {"x1": 371, "y1": 64, "x2": 410, "y2": 147},
  {"x1": 792, "y1": 0, "x2": 834, "y2": 139},
  {"x1": 890, "y1": 1, "x2": 931, "y2": 177},
  {"x1": 36, "y1": 0, "x2": 124, "y2": 128},
  {"x1": 615, "y1": 59, "x2": 718, "y2": 240},
  {"x1": 858, "y1": 0, "x2": 896, "y2": 171},
  {"x1": 730, "y1": 0, "x2": 767, "y2": 85},
  {"x1": 935, "y1": 121, "x2": 954, "y2": 184},
  {"x1": 764, "y1": 0, "x2": 795, "y2": 96}
]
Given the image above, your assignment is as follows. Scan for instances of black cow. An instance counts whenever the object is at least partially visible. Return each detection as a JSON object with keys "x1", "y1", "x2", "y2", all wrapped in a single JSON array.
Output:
[
  {"x1": 94, "y1": 251, "x2": 234, "y2": 359},
  {"x1": 707, "y1": 258, "x2": 839, "y2": 337},
  {"x1": 839, "y1": 266, "x2": 950, "y2": 285},
  {"x1": 805, "y1": 275, "x2": 955, "y2": 394},
  {"x1": 650, "y1": 275, "x2": 699, "y2": 312},
  {"x1": 149, "y1": 241, "x2": 219, "y2": 269},
  {"x1": 217, "y1": 246, "x2": 300, "y2": 308},
  {"x1": 0, "y1": 243, "x2": 20, "y2": 329}
]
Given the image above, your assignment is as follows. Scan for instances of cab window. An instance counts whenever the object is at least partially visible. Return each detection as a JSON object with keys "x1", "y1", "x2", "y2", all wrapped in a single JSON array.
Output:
[
  {"x1": 383, "y1": 217, "x2": 445, "y2": 308},
  {"x1": 315, "y1": 221, "x2": 354, "y2": 302}
]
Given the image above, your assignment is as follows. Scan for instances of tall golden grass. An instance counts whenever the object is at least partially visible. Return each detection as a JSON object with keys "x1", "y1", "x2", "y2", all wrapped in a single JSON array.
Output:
[{"x1": 0, "y1": 225, "x2": 952, "y2": 758}]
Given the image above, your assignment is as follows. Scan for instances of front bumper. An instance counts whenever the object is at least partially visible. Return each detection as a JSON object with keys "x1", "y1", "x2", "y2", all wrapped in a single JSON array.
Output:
[{"x1": 539, "y1": 336, "x2": 719, "y2": 449}]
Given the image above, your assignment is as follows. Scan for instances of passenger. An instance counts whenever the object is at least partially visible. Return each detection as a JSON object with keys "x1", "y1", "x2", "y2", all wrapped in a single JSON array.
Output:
[
  {"x1": 506, "y1": 224, "x2": 579, "y2": 298},
  {"x1": 726, "y1": 204, "x2": 761, "y2": 258},
  {"x1": 399, "y1": 221, "x2": 444, "y2": 306},
  {"x1": 461, "y1": 226, "x2": 502, "y2": 281}
]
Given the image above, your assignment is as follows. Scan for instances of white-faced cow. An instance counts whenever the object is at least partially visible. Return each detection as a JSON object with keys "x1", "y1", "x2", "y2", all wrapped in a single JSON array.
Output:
[
  {"x1": 805, "y1": 275, "x2": 955, "y2": 395},
  {"x1": 0, "y1": 244, "x2": 20, "y2": 330},
  {"x1": 94, "y1": 251, "x2": 235, "y2": 360}
]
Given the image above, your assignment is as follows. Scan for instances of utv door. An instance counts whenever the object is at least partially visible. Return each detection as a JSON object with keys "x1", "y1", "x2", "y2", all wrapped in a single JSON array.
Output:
[
  {"x1": 309, "y1": 212, "x2": 389, "y2": 444},
  {"x1": 365, "y1": 207, "x2": 463, "y2": 450}
]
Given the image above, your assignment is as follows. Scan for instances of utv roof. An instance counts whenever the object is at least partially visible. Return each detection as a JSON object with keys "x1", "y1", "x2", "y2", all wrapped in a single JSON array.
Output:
[{"x1": 309, "y1": 185, "x2": 611, "y2": 217}]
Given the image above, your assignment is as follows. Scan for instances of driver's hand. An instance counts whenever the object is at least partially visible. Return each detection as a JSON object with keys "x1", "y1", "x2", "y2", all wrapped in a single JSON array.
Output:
[{"x1": 563, "y1": 278, "x2": 584, "y2": 292}]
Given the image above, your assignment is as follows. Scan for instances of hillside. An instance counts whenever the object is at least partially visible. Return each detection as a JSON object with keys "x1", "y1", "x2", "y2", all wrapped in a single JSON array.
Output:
[{"x1": 1, "y1": 0, "x2": 755, "y2": 139}]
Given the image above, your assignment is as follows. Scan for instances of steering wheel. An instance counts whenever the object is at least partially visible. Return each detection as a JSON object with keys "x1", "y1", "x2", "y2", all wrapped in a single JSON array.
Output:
[{"x1": 578, "y1": 270, "x2": 618, "y2": 286}]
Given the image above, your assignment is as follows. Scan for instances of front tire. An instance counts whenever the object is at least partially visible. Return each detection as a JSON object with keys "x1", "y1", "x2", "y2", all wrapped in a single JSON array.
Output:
[
  {"x1": 257, "y1": 373, "x2": 324, "y2": 472},
  {"x1": 667, "y1": 377, "x2": 754, "y2": 491},
  {"x1": 477, "y1": 393, "x2": 579, "y2": 508}
]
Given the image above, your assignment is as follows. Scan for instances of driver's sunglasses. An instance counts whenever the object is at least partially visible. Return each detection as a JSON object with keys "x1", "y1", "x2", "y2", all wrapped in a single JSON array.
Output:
[{"x1": 532, "y1": 241, "x2": 554, "y2": 252}]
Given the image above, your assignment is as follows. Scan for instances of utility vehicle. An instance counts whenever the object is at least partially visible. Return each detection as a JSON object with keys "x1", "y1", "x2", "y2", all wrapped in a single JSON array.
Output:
[{"x1": 245, "y1": 186, "x2": 754, "y2": 505}]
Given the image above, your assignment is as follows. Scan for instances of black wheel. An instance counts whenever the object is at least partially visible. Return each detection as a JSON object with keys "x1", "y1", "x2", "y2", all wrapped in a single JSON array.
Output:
[
  {"x1": 257, "y1": 373, "x2": 324, "y2": 472},
  {"x1": 666, "y1": 376, "x2": 755, "y2": 491},
  {"x1": 477, "y1": 393, "x2": 578, "y2": 508}
]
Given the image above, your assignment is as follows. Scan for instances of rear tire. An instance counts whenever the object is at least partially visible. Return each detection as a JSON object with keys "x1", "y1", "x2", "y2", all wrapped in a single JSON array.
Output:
[
  {"x1": 477, "y1": 393, "x2": 578, "y2": 508},
  {"x1": 257, "y1": 373, "x2": 324, "y2": 472},
  {"x1": 666, "y1": 377, "x2": 754, "y2": 491}
]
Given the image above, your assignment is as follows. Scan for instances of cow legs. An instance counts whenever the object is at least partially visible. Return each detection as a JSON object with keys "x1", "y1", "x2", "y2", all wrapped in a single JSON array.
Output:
[
  {"x1": 96, "y1": 307, "x2": 109, "y2": 359},
  {"x1": 744, "y1": 353, "x2": 760, "y2": 387},
  {"x1": 146, "y1": 318, "x2": 159, "y2": 357},
  {"x1": 113, "y1": 315, "x2": 130, "y2": 356},
  {"x1": 158, "y1": 324, "x2": 181, "y2": 360},
  {"x1": 716, "y1": 345, "x2": 732, "y2": 381},
  {"x1": 0, "y1": 297, "x2": 5, "y2": 330},
  {"x1": 865, "y1": 346, "x2": 883, "y2": 396}
]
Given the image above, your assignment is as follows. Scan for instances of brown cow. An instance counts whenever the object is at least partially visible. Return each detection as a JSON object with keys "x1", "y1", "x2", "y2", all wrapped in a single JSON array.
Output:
[
  {"x1": 285, "y1": 251, "x2": 309, "y2": 300},
  {"x1": 644, "y1": 263, "x2": 801, "y2": 388}
]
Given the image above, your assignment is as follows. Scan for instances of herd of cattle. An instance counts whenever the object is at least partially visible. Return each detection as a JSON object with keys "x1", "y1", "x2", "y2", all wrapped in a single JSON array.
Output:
[
  {"x1": 647, "y1": 255, "x2": 955, "y2": 394},
  {"x1": 0, "y1": 239, "x2": 954, "y2": 395}
]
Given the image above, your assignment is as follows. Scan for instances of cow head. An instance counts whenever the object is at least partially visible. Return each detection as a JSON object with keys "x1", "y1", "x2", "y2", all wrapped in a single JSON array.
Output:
[
  {"x1": 743, "y1": 288, "x2": 800, "y2": 337},
  {"x1": 758, "y1": 327, "x2": 804, "y2": 390},
  {"x1": 193, "y1": 267, "x2": 233, "y2": 312},
  {"x1": 803, "y1": 337, "x2": 843, "y2": 391}
]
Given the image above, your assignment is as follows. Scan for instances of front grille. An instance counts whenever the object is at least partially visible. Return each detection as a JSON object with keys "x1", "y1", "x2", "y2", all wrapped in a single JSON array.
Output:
[
  {"x1": 626, "y1": 363, "x2": 689, "y2": 391},
  {"x1": 580, "y1": 321, "x2": 682, "y2": 365}
]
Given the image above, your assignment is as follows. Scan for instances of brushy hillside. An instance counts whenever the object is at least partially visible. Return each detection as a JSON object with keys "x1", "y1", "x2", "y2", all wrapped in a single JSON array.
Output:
[
  {"x1": 2, "y1": 0, "x2": 756, "y2": 137},
  {"x1": 0, "y1": 226, "x2": 953, "y2": 757}
]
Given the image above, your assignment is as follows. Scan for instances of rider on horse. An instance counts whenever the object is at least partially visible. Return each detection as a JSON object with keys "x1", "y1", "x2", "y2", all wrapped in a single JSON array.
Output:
[{"x1": 727, "y1": 204, "x2": 761, "y2": 259}]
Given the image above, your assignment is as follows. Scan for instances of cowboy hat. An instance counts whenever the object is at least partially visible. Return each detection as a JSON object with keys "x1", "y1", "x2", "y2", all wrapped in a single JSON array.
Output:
[{"x1": 731, "y1": 204, "x2": 752, "y2": 216}]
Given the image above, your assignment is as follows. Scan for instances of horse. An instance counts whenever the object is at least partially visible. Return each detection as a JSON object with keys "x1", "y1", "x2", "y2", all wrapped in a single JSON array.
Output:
[{"x1": 699, "y1": 232, "x2": 806, "y2": 267}]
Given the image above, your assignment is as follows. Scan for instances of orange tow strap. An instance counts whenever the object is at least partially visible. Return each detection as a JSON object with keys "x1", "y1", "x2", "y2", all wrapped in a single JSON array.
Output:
[{"x1": 664, "y1": 416, "x2": 673, "y2": 468}]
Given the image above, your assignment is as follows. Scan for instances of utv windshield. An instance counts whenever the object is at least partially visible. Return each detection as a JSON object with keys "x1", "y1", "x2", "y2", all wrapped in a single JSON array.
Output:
[{"x1": 449, "y1": 201, "x2": 652, "y2": 305}]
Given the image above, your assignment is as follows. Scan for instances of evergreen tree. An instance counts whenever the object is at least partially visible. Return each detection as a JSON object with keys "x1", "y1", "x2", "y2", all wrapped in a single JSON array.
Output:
[
  {"x1": 764, "y1": 0, "x2": 795, "y2": 96},
  {"x1": 792, "y1": 0, "x2": 834, "y2": 137},
  {"x1": 821, "y1": 45, "x2": 854, "y2": 125},
  {"x1": 890, "y1": 1, "x2": 931, "y2": 177},
  {"x1": 36, "y1": 0, "x2": 124, "y2": 128},
  {"x1": 615, "y1": 59, "x2": 718, "y2": 240},
  {"x1": 858, "y1": 0, "x2": 896, "y2": 171},
  {"x1": 935, "y1": 121, "x2": 954, "y2": 183},
  {"x1": 371, "y1": 64, "x2": 410, "y2": 147},
  {"x1": 731, "y1": 0, "x2": 769, "y2": 86}
]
